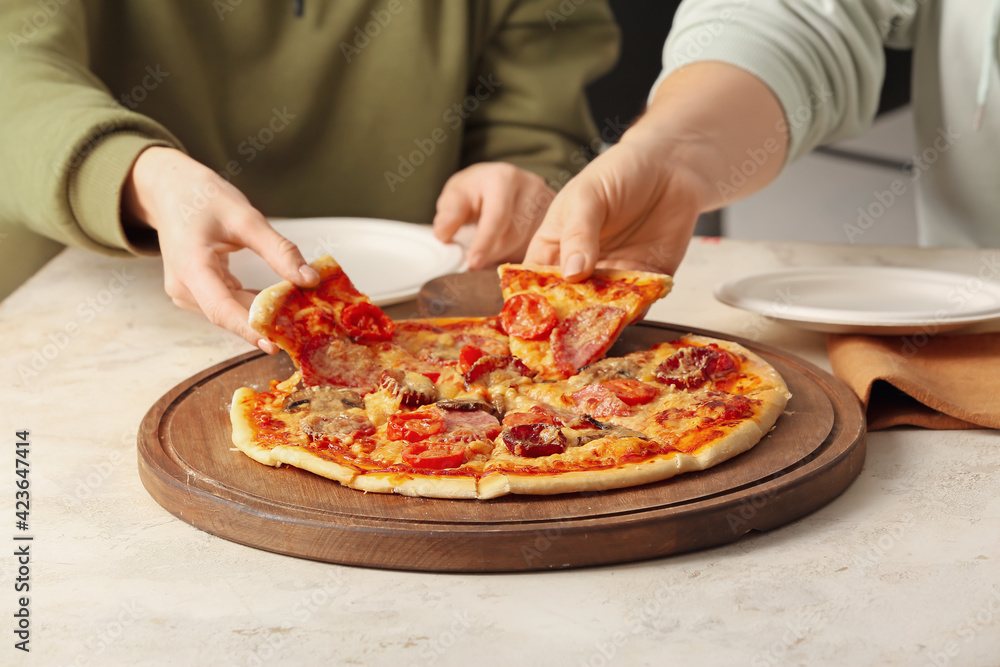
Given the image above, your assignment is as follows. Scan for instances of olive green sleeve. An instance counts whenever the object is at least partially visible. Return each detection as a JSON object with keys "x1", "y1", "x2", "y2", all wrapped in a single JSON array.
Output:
[
  {"x1": 459, "y1": 0, "x2": 620, "y2": 189},
  {"x1": 0, "y1": 1, "x2": 182, "y2": 257}
]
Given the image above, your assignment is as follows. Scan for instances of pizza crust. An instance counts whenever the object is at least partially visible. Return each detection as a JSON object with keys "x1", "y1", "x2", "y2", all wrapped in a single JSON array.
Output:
[
  {"x1": 269, "y1": 445, "x2": 357, "y2": 486},
  {"x1": 349, "y1": 472, "x2": 478, "y2": 499},
  {"x1": 230, "y1": 387, "x2": 283, "y2": 467},
  {"x1": 478, "y1": 454, "x2": 693, "y2": 497}
]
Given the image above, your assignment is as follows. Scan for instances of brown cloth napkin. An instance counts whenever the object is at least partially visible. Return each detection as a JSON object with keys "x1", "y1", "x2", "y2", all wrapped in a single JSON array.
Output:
[{"x1": 827, "y1": 333, "x2": 1000, "y2": 430}]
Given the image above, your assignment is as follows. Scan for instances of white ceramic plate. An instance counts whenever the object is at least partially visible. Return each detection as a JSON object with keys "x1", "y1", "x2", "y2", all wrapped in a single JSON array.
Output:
[
  {"x1": 713, "y1": 266, "x2": 1000, "y2": 334},
  {"x1": 229, "y1": 217, "x2": 465, "y2": 306}
]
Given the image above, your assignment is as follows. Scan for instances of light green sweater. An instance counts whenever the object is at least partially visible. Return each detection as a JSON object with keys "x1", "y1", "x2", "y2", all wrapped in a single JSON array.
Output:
[
  {"x1": 659, "y1": 0, "x2": 1000, "y2": 249},
  {"x1": 0, "y1": 0, "x2": 618, "y2": 297}
]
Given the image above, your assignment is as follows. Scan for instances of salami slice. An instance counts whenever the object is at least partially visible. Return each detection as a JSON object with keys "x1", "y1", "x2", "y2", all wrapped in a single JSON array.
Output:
[
  {"x1": 439, "y1": 410, "x2": 502, "y2": 443},
  {"x1": 569, "y1": 384, "x2": 631, "y2": 419},
  {"x1": 551, "y1": 305, "x2": 627, "y2": 376},
  {"x1": 300, "y1": 335, "x2": 383, "y2": 391}
]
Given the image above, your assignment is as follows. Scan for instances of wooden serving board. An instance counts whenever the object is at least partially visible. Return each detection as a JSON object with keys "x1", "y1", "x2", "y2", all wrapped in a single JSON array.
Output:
[{"x1": 138, "y1": 275, "x2": 866, "y2": 572}]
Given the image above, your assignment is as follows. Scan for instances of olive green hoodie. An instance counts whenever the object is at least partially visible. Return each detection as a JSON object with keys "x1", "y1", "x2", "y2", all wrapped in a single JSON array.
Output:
[{"x1": 0, "y1": 0, "x2": 618, "y2": 297}]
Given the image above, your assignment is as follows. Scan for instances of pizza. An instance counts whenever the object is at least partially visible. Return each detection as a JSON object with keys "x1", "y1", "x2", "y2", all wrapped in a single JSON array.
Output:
[
  {"x1": 230, "y1": 256, "x2": 791, "y2": 500},
  {"x1": 498, "y1": 263, "x2": 672, "y2": 380}
]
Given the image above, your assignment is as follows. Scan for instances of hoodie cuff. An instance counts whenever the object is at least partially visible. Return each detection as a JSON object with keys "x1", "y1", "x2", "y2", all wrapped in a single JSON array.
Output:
[{"x1": 67, "y1": 131, "x2": 175, "y2": 256}]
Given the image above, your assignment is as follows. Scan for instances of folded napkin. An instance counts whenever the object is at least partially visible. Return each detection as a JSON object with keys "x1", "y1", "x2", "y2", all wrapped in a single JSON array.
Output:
[{"x1": 827, "y1": 333, "x2": 1000, "y2": 430}]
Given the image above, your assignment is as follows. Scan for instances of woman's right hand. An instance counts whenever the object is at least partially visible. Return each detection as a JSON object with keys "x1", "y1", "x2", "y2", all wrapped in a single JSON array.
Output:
[{"x1": 122, "y1": 147, "x2": 319, "y2": 353}]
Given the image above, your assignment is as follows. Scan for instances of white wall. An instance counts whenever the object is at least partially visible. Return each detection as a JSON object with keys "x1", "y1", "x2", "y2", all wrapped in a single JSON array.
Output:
[{"x1": 723, "y1": 107, "x2": 918, "y2": 246}]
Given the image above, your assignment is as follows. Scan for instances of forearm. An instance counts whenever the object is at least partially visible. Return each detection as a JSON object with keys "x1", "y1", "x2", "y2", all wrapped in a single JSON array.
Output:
[{"x1": 622, "y1": 62, "x2": 788, "y2": 211}]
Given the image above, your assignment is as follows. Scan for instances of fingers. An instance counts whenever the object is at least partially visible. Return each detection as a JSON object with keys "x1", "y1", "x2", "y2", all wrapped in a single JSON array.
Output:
[
  {"x1": 526, "y1": 179, "x2": 605, "y2": 281},
  {"x1": 433, "y1": 173, "x2": 477, "y2": 244},
  {"x1": 465, "y1": 182, "x2": 514, "y2": 269},
  {"x1": 175, "y1": 258, "x2": 276, "y2": 352},
  {"x1": 236, "y1": 212, "x2": 319, "y2": 287}
]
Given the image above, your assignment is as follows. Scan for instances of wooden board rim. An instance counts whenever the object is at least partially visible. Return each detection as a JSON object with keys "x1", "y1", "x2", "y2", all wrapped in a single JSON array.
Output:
[{"x1": 137, "y1": 321, "x2": 866, "y2": 572}]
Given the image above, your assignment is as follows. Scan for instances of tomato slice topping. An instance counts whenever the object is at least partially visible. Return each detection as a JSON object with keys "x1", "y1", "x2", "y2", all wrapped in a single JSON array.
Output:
[
  {"x1": 458, "y1": 345, "x2": 486, "y2": 374},
  {"x1": 500, "y1": 293, "x2": 557, "y2": 340},
  {"x1": 341, "y1": 302, "x2": 395, "y2": 343},
  {"x1": 386, "y1": 410, "x2": 444, "y2": 442},
  {"x1": 600, "y1": 379, "x2": 658, "y2": 406},
  {"x1": 401, "y1": 442, "x2": 466, "y2": 469}
]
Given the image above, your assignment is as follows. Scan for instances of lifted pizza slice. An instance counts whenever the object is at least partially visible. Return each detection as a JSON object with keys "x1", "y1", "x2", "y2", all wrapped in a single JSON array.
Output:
[{"x1": 497, "y1": 263, "x2": 672, "y2": 380}]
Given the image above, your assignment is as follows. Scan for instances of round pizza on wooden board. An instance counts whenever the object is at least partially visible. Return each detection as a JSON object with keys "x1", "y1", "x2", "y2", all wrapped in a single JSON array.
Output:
[{"x1": 230, "y1": 257, "x2": 791, "y2": 500}]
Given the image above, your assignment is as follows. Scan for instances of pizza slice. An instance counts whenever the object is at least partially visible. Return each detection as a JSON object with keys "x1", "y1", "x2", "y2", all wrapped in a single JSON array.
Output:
[
  {"x1": 249, "y1": 255, "x2": 395, "y2": 367},
  {"x1": 235, "y1": 256, "x2": 515, "y2": 498},
  {"x1": 497, "y1": 263, "x2": 672, "y2": 380},
  {"x1": 477, "y1": 334, "x2": 790, "y2": 498}
]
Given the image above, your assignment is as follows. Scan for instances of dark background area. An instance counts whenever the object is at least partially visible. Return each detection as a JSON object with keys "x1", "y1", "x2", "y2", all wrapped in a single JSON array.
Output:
[{"x1": 586, "y1": 1, "x2": 913, "y2": 137}]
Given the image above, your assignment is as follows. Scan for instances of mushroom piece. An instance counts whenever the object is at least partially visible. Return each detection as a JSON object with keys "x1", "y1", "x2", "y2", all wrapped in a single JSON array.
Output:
[
  {"x1": 379, "y1": 369, "x2": 438, "y2": 407},
  {"x1": 576, "y1": 424, "x2": 649, "y2": 446},
  {"x1": 282, "y1": 386, "x2": 364, "y2": 415},
  {"x1": 435, "y1": 397, "x2": 497, "y2": 415},
  {"x1": 569, "y1": 357, "x2": 640, "y2": 389}
]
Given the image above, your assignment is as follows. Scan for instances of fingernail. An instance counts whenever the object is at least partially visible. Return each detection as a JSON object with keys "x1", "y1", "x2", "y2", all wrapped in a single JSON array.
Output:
[
  {"x1": 258, "y1": 339, "x2": 278, "y2": 354},
  {"x1": 466, "y1": 252, "x2": 481, "y2": 269},
  {"x1": 563, "y1": 253, "x2": 586, "y2": 279},
  {"x1": 299, "y1": 265, "x2": 320, "y2": 284}
]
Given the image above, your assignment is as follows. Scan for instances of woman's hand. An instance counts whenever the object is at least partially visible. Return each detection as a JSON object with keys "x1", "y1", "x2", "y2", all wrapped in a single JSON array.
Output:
[
  {"x1": 525, "y1": 62, "x2": 789, "y2": 281},
  {"x1": 432, "y1": 162, "x2": 555, "y2": 269},
  {"x1": 122, "y1": 147, "x2": 319, "y2": 353},
  {"x1": 524, "y1": 137, "x2": 707, "y2": 280}
]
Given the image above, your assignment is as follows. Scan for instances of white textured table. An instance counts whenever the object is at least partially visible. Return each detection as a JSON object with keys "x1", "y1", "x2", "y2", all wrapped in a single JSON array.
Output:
[{"x1": 1, "y1": 238, "x2": 998, "y2": 667}]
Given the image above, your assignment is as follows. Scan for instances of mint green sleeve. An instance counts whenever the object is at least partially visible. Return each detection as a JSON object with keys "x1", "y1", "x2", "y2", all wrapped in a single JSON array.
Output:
[
  {"x1": 656, "y1": 0, "x2": 920, "y2": 164},
  {"x1": 0, "y1": 1, "x2": 182, "y2": 257},
  {"x1": 460, "y1": 0, "x2": 620, "y2": 189}
]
